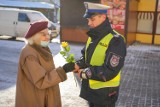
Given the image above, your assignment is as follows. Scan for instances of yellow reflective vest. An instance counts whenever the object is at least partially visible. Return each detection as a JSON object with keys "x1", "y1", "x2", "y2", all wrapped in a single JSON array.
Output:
[{"x1": 85, "y1": 33, "x2": 121, "y2": 89}]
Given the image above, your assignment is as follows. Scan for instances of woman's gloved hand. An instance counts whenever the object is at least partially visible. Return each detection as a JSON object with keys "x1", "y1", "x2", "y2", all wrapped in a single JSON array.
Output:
[{"x1": 63, "y1": 62, "x2": 75, "y2": 73}]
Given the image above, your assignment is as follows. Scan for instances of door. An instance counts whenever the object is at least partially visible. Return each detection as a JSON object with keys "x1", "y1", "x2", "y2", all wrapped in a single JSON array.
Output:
[
  {"x1": 154, "y1": 0, "x2": 160, "y2": 44},
  {"x1": 16, "y1": 12, "x2": 31, "y2": 37},
  {"x1": 126, "y1": 0, "x2": 138, "y2": 44},
  {"x1": 0, "y1": 10, "x2": 17, "y2": 37}
]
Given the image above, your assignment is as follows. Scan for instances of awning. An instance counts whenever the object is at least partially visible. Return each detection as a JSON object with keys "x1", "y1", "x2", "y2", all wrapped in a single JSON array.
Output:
[{"x1": 0, "y1": 0, "x2": 55, "y2": 9}]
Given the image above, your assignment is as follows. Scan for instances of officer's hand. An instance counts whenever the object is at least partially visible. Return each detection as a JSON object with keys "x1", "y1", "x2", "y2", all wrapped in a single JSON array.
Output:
[
  {"x1": 73, "y1": 63, "x2": 80, "y2": 73},
  {"x1": 63, "y1": 62, "x2": 75, "y2": 73}
]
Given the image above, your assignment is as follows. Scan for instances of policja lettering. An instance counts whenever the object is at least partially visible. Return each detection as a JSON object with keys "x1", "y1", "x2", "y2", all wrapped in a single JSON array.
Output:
[{"x1": 99, "y1": 42, "x2": 108, "y2": 47}]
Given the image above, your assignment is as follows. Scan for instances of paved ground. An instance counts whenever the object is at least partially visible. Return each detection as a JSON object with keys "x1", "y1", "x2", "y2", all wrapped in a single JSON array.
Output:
[
  {"x1": 0, "y1": 38, "x2": 160, "y2": 107},
  {"x1": 116, "y1": 43, "x2": 160, "y2": 107}
]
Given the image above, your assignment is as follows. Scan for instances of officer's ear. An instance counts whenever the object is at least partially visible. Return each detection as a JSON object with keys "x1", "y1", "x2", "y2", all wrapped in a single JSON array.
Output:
[
  {"x1": 102, "y1": 14, "x2": 107, "y2": 18},
  {"x1": 100, "y1": 14, "x2": 107, "y2": 21}
]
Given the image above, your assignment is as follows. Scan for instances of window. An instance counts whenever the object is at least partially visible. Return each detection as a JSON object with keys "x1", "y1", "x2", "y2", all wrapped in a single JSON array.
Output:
[
  {"x1": 18, "y1": 13, "x2": 30, "y2": 22},
  {"x1": 28, "y1": 12, "x2": 48, "y2": 21}
]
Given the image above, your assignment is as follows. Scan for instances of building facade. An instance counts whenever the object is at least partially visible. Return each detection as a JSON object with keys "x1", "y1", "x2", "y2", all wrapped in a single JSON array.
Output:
[
  {"x1": 60, "y1": 0, "x2": 160, "y2": 45},
  {"x1": 101, "y1": 0, "x2": 160, "y2": 45}
]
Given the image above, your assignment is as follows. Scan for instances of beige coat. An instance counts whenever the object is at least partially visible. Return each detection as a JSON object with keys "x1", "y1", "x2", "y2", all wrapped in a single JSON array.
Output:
[{"x1": 15, "y1": 44, "x2": 67, "y2": 107}]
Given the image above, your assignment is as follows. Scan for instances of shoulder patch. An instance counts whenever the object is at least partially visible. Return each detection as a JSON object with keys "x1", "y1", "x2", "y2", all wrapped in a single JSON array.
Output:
[{"x1": 110, "y1": 54, "x2": 120, "y2": 67}]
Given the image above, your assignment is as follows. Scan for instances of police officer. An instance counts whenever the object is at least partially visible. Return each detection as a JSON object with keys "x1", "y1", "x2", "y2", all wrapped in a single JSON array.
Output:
[{"x1": 74, "y1": 2, "x2": 127, "y2": 107}]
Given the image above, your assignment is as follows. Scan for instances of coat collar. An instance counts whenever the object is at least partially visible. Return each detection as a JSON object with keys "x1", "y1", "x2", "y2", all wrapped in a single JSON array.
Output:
[
  {"x1": 87, "y1": 18, "x2": 113, "y2": 40},
  {"x1": 29, "y1": 44, "x2": 53, "y2": 61}
]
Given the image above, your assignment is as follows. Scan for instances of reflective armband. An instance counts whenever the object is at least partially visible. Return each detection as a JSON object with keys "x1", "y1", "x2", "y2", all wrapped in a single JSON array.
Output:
[{"x1": 80, "y1": 68, "x2": 92, "y2": 79}]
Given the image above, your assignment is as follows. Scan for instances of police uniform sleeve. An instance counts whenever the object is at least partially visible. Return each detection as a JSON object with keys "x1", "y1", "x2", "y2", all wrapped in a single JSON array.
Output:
[{"x1": 89, "y1": 36, "x2": 126, "y2": 81}]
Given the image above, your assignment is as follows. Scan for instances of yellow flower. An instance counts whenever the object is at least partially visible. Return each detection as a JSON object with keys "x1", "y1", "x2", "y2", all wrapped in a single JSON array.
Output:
[
  {"x1": 60, "y1": 41, "x2": 75, "y2": 63},
  {"x1": 61, "y1": 41, "x2": 68, "y2": 48}
]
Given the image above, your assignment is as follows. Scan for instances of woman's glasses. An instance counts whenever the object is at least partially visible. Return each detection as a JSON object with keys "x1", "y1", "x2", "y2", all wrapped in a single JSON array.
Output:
[{"x1": 39, "y1": 31, "x2": 51, "y2": 37}]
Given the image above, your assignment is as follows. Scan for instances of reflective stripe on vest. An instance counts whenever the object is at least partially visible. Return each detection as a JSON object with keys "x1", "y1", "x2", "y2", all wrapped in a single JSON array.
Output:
[{"x1": 85, "y1": 33, "x2": 121, "y2": 89}]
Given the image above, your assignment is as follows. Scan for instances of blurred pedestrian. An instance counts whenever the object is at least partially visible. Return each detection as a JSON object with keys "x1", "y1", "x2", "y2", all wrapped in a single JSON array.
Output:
[
  {"x1": 15, "y1": 20, "x2": 75, "y2": 107},
  {"x1": 74, "y1": 2, "x2": 127, "y2": 107}
]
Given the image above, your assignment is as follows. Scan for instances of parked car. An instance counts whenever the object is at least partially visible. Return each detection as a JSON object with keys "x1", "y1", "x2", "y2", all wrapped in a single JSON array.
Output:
[
  {"x1": 0, "y1": 8, "x2": 59, "y2": 40},
  {"x1": 48, "y1": 22, "x2": 60, "y2": 40}
]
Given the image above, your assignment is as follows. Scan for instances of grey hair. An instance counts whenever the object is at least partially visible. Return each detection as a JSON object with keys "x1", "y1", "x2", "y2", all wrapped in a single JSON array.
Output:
[{"x1": 25, "y1": 33, "x2": 41, "y2": 45}]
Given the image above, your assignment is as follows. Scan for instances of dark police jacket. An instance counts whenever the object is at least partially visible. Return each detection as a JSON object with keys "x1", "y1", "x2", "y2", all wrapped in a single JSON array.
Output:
[{"x1": 76, "y1": 18, "x2": 126, "y2": 105}]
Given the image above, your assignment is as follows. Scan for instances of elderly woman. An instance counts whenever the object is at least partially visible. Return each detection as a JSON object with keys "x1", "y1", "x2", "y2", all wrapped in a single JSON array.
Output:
[{"x1": 15, "y1": 20, "x2": 75, "y2": 107}]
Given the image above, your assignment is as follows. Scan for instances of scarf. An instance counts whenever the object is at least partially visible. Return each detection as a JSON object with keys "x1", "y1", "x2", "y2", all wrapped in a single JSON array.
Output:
[{"x1": 30, "y1": 44, "x2": 53, "y2": 61}]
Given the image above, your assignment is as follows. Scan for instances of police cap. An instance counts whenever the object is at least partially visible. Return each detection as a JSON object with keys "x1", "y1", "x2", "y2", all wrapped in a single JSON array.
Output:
[{"x1": 83, "y1": 2, "x2": 110, "y2": 18}]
